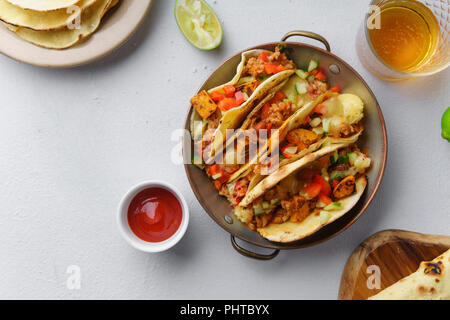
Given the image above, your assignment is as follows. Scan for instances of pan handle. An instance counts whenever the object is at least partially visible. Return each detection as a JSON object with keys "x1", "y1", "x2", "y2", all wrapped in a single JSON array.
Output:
[
  {"x1": 281, "y1": 30, "x2": 331, "y2": 52},
  {"x1": 231, "y1": 235, "x2": 280, "y2": 260}
]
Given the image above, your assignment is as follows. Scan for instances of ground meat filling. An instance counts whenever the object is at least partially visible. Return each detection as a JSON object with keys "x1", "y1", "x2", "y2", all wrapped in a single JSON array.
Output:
[
  {"x1": 263, "y1": 100, "x2": 294, "y2": 128},
  {"x1": 243, "y1": 47, "x2": 296, "y2": 78}
]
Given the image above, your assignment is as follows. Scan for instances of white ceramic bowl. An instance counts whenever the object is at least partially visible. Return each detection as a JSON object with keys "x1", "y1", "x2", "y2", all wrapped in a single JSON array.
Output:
[{"x1": 117, "y1": 180, "x2": 189, "y2": 253}]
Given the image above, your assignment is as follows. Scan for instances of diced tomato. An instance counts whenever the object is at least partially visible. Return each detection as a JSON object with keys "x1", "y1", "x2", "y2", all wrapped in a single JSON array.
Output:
[
  {"x1": 303, "y1": 115, "x2": 311, "y2": 125},
  {"x1": 264, "y1": 64, "x2": 278, "y2": 74},
  {"x1": 303, "y1": 182, "x2": 322, "y2": 199},
  {"x1": 273, "y1": 91, "x2": 287, "y2": 102},
  {"x1": 315, "y1": 71, "x2": 327, "y2": 81},
  {"x1": 311, "y1": 69, "x2": 318, "y2": 76},
  {"x1": 314, "y1": 174, "x2": 332, "y2": 196},
  {"x1": 281, "y1": 143, "x2": 297, "y2": 158},
  {"x1": 261, "y1": 103, "x2": 271, "y2": 119},
  {"x1": 259, "y1": 51, "x2": 269, "y2": 62},
  {"x1": 235, "y1": 91, "x2": 245, "y2": 105},
  {"x1": 254, "y1": 121, "x2": 267, "y2": 132},
  {"x1": 266, "y1": 122, "x2": 272, "y2": 132},
  {"x1": 276, "y1": 65, "x2": 285, "y2": 73},
  {"x1": 208, "y1": 164, "x2": 221, "y2": 176},
  {"x1": 223, "y1": 85, "x2": 236, "y2": 98},
  {"x1": 332, "y1": 179, "x2": 339, "y2": 188},
  {"x1": 217, "y1": 171, "x2": 230, "y2": 184},
  {"x1": 318, "y1": 193, "x2": 332, "y2": 206},
  {"x1": 218, "y1": 97, "x2": 238, "y2": 111},
  {"x1": 214, "y1": 180, "x2": 222, "y2": 190},
  {"x1": 330, "y1": 85, "x2": 340, "y2": 93},
  {"x1": 233, "y1": 196, "x2": 243, "y2": 206},
  {"x1": 314, "y1": 104, "x2": 328, "y2": 115},
  {"x1": 210, "y1": 91, "x2": 225, "y2": 102}
]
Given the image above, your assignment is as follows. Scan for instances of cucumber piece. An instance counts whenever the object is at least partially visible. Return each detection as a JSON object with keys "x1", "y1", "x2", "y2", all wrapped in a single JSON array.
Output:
[
  {"x1": 295, "y1": 81, "x2": 308, "y2": 95},
  {"x1": 309, "y1": 117, "x2": 322, "y2": 127},
  {"x1": 254, "y1": 205, "x2": 264, "y2": 216},
  {"x1": 295, "y1": 69, "x2": 308, "y2": 80},
  {"x1": 308, "y1": 60, "x2": 319, "y2": 72},
  {"x1": 262, "y1": 200, "x2": 270, "y2": 209}
]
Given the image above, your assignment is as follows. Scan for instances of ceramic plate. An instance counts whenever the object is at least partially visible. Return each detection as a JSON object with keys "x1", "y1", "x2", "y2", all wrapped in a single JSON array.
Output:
[{"x1": 0, "y1": 0, "x2": 152, "y2": 68}]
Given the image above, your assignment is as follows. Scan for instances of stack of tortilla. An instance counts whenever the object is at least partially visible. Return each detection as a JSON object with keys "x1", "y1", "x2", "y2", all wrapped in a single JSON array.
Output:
[{"x1": 0, "y1": 0, "x2": 119, "y2": 49}]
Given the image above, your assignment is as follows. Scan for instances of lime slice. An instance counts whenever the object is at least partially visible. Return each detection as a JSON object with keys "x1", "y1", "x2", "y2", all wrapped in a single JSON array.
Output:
[
  {"x1": 442, "y1": 107, "x2": 450, "y2": 142},
  {"x1": 175, "y1": 0, "x2": 223, "y2": 50}
]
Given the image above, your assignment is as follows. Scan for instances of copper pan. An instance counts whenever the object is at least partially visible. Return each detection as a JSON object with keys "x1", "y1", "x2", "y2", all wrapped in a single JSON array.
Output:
[{"x1": 183, "y1": 31, "x2": 388, "y2": 260}]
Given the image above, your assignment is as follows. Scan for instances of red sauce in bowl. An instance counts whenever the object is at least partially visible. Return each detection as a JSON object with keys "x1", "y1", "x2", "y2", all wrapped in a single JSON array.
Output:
[{"x1": 127, "y1": 187, "x2": 183, "y2": 243}]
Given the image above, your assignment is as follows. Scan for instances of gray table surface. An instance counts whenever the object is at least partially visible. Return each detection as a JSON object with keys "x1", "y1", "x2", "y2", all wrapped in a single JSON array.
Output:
[{"x1": 0, "y1": 0, "x2": 449, "y2": 299}]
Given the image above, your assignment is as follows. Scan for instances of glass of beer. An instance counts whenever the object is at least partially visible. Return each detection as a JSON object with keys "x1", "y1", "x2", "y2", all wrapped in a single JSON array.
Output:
[{"x1": 356, "y1": 0, "x2": 449, "y2": 80}]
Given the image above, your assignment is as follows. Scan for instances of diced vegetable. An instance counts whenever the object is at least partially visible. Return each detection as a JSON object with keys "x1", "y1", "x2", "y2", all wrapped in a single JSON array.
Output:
[
  {"x1": 217, "y1": 97, "x2": 238, "y2": 111},
  {"x1": 303, "y1": 182, "x2": 322, "y2": 199},
  {"x1": 320, "y1": 211, "x2": 331, "y2": 224},
  {"x1": 295, "y1": 69, "x2": 308, "y2": 80},
  {"x1": 191, "y1": 90, "x2": 218, "y2": 119},
  {"x1": 309, "y1": 117, "x2": 322, "y2": 127},
  {"x1": 223, "y1": 85, "x2": 236, "y2": 97},
  {"x1": 262, "y1": 200, "x2": 270, "y2": 209},
  {"x1": 322, "y1": 118, "x2": 331, "y2": 134},
  {"x1": 210, "y1": 91, "x2": 225, "y2": 102},
  {"x1": 264, "y1": 64, "x2": 278, "y2": 74},
  {"x1": 212, "y1": 173, "x2": 222, "y2": 180},
  {"x1": 295, "y1": 81, "x2": 308, "y2": 95},
  {"x1": 324, "y1": 202, "x2": 342, "y2": 211},
  {"x1": 314, "y1": 174, "x2": 332, "y2": 196},
  {"x1": 306, "y1": 74, "x2": 315, "y2": 83},
  {"x1": 330, "y1": 170, "x2": 346, "y2": 181},
  {"x1": 308, "y1": 60, "x2": 319, "y2": 72},
  {"x1": 254, "y1": 204, "x2": 264, "y2": 216},
  {"x1": 281, "y1": 144, "x2": 298, "y2": 158},
  {"x1": 330, "y1": 85, "x2": 340, "y2": 93},
  {"x1": 273, "y1": 91, "x2": 287, "y2": 102},
  {"x1": 259, "y1": 51, "x2": 269, "y2": 62},
  {"x1": 315, "y1": 71, "x2": 326, "y2": 81},
  {"x1": 318, "y1": 193, "x2": 333, "y2": 206},
  {"x1": 312, "y1": 127, "x2": 324, "y2": 135},
  {"x1": 235, "y1": 91, "x2": 245, "y2": 105},
  {"x1": 314, "y1": 104, "x2": 328, "y2": 115}
]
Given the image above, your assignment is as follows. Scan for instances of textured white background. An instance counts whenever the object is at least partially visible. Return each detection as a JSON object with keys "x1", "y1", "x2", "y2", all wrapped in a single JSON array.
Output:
[{"x1": 0, "y1": 0, "x2": 449, "y2": 300}]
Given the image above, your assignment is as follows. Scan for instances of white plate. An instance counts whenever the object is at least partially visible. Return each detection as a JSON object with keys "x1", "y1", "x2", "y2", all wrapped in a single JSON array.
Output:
[{"x1": 0, "y1": 0, "x2": 152, "y2": 68}]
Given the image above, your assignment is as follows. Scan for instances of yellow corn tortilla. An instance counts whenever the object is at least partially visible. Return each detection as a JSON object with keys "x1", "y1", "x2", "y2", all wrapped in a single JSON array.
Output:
[
  {"x1": 5, "y1": 0, "x2": 113, "y2": 49},
  {"x1": 369, "y1": 249, "x2": 450, "y2": 300},
  {"x1": 0, "y1": 0, "x2": 95, "y2": 31},
  {"x1": 257, "y1": 176, "x2": 367, "y2": 243},
  {"x1": 5, "y1": 0, "x2": 79, "y2": 11}
]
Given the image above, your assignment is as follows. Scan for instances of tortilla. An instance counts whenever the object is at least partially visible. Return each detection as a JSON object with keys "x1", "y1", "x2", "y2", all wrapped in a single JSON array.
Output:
[
  {"x1": 368, "y1": 249, "x2": 450, "y2": 300},
  {"x1": 0, "y1": 0, "x2": 95, "y2": 31},
  {"x1": 257, "y1": 176, "x2": 366, "y2": 242},
  {"x1": 6, "y1": 0, "x2": 113, "y2": 49},
  {"x1": 5, "y1": 0, "x2": 79, "y2": 11}
]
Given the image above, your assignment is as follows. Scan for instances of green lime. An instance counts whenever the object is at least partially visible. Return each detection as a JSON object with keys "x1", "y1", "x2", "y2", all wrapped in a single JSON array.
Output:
[
  {"x1": 442, "y1": 107, "x2": 450, "y2": 142},
  {"x1": 175, "y1": 0, "x2": 223, "y2": 50}
]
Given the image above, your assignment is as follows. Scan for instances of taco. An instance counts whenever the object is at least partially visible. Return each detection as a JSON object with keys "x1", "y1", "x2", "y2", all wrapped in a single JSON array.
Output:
[
  {"x1": 190, "y1": 47, "x2": 296, "y2": 162},
  {"x1": 235, "y1": 143, "x2": 371, "y2": 242},
  {"x1": 226, "y1": 85, "x2": 365, "y2": 188}
]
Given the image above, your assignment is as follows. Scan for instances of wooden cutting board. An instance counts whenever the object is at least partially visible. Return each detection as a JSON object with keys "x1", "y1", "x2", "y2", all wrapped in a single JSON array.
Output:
[{"x1": 338, "y1": 229, "x2": 450, "y2": 300}]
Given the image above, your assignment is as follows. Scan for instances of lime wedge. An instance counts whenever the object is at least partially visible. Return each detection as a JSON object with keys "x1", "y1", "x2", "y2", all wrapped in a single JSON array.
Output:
[
  {"x1": 442, "y1": 107, "x2": 450, "y2": 142},
  {"x1": 175, "y1": 0, "x2": 223, "y2": 50}
]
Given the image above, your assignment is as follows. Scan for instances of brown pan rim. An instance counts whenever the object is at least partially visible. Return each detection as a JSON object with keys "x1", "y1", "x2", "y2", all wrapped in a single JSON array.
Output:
[{"x1": 183, "y1": 40, "x2": 388, "y2": 250}]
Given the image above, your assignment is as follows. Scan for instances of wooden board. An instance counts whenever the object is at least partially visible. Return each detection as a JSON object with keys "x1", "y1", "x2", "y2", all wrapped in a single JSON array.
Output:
[{"x1": 338, "y1": 229, "x2": 450, "y2": 300}]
